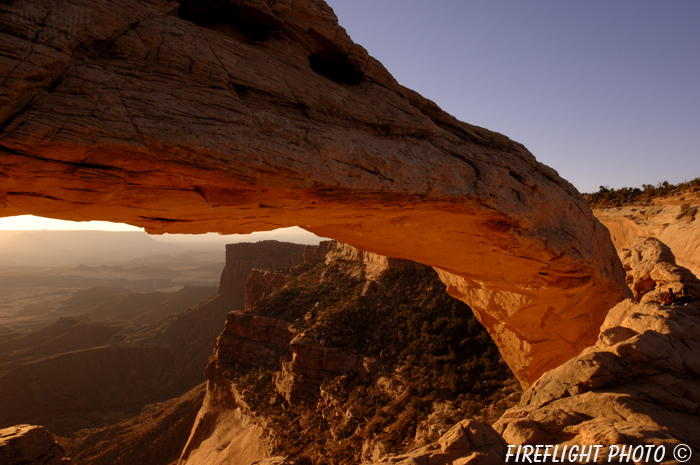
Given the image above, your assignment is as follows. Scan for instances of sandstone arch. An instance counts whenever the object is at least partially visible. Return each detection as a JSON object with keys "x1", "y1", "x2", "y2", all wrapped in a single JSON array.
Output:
[{"x1": 0, "y1": 0, "x2": 630, "y2": 386}]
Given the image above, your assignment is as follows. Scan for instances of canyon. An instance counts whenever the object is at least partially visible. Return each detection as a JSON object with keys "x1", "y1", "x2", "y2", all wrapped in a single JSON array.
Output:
[
  {"x1": 1, "y1": 201, "x2": 699, "y2": 463},
  {"x1": 179, "y1": 240, "x2": 519, "y2": 464},
  {"x1": 0, "y1": 0, "x2": 630, "y2": 387},
  {"x1": 0, "y1": 240, "x2": 305, "y2": 440},
  {"x1": 1, "y1": 0, "x2": 699, "y2": 463}
]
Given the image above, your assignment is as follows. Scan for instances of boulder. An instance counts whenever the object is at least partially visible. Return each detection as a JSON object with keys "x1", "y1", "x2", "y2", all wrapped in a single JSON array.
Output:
[
  {"x1": 0, "y1": 424, "x2": 68, "y2": 465},
  {"x1": 0, "y1": 0, "x2": 630, "y2": 386},
  {"x1": 619, "y1": 236, "x2": 700, "y2": 304}
]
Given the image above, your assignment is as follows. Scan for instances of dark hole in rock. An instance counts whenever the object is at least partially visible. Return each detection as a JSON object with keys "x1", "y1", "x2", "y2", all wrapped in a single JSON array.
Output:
[
  {"x1": 509, "y1": 170, "x2": 525, "y2": 183},
  {"x1": 178, "y1": 0, "x2": 281, "y2": 43},
  {"x1": 309, "y1": 53, "x2": 364, "y2": 85}
]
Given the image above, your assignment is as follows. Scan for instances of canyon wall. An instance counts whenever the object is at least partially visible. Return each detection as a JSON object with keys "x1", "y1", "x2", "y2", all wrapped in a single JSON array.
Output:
[
  {"x1": 594, "y1": 202, "x2": 700, "y2": 280},
  {"x1": 219, "y1": 241, "x2": 306, "y2": 306},
  {"x1": 180, "y1": 240, "x2": 518, "y2": 464},
  {"x1": 0, "y1": 0, "x2": 630, "y2": 386}
]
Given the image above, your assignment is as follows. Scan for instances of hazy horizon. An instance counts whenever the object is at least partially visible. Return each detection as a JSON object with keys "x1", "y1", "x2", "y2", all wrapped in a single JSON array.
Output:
[{"x1": 0, "y1": 215, "x2": 325, "y2": 240}]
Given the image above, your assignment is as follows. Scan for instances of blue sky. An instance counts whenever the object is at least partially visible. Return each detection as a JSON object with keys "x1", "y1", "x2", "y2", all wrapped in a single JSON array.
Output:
[{"x1": 327, "y1": 0, "x2": 700, "y2": 193}]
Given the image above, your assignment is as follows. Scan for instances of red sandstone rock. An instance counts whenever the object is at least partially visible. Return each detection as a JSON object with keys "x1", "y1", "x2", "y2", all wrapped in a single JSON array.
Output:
[
  {"x1": 245, "y1": 269, "x2": 294, "y2": 310},
  {"x1": 494, "y1": 299, "x2": 700, "y2": 456},
  {"x1": 0, "y1": 424, "x2": 68, "y2": 465},
  {"x1": 493, "y1": 238, "x2": 700, "y2": 452},
  {"x1": 215, "y1": 309, "x2": 371, "y2": 404},
  {"x1": 0, "y1": 0, "x2": 630, "y2": 386},
  {"x1": 619, "y1": 236, "x2": 700, "y2": 303},
  {"x1": 367, "y1": 420, "x2": 507, "y2": 465},
  {"x1": 218, "y1": 241, "x2": 306, "y2": 307}
]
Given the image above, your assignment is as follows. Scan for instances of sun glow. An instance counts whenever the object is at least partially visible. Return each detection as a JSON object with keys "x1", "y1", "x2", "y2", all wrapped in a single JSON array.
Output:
[{"x1": 0, "y1": 215, "x2": 144, "y2": 231}]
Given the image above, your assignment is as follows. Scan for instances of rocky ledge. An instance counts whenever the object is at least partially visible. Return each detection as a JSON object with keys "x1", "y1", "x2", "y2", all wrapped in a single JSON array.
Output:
[{"x1": 0, "y1": 424, "x2": 69, "y2": 465}]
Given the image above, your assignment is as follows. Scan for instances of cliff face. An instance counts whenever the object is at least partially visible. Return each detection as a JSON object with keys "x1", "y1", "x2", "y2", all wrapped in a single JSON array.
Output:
[
  {"x1": 180, "y1": 241, "x2": 518, "y2": 465},
  {"x1": 218, "y1": 241, "x2": 306, "y2": 305},
  {"x1": 244, "y1": 269, "x2": 294, "y2": 311},
  {"x1": 593, "y1": 196, "x2": 700, "y2": 280},
  {"x1": 64, "y1": 384, "x2": 206, "y2": 465},
  {"x1": 0, "y1": 0, "x2": 630, "y2": 386}
]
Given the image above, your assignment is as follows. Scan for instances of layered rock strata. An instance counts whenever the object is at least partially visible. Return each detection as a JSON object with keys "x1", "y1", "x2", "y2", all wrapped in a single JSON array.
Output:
[
  {"x1": 594, "y1": 201, "x2": 700, "y2": 279},
  {"x1": 0, "y1": 0, "x2": 630, "y2": 385},
  {"x1": 180, "y1": 310, "x2": 372, "y2": 463},
  {"x1": 180, "y1": 241, "x2": 518, "y2": 464},
  {"x1": 213, "y1": 310, "x2": 373, "y2": 404},
  {"x1": 244, "y1": 269, "x2": 294, "y2": 311},
  {"x1": 219, "y1": 241, "x2": 306, "y2": 306},
  {"x1": 0, "y1": 424, "x2": 68, "y2": 465}
]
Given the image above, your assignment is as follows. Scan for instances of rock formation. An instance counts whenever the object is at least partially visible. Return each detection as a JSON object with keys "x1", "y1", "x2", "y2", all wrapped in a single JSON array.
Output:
[
  {"x1": 0, "y1": 0, "x2": 630, "y2": 385},
  {"x1": 219, "y1": 241, "x2": 306, "y2": 306},
  {"x1": 619, "y1": 236, "x2": 700, "y2": 303},
  {"x1": 367, "y1": 420, "x2": 507, "y2": 465},
  {"x1": 215, "y1": 310, "x2": 374, "y2": 404},
  {"x1": 0, "y1": 424, "x2": 68, "y2": 465},
  {"x1": 180, "y1": 241, "x2": 518, "y2": 465},
  {"x1": 244, "y1": 269, "x2": 294, "y2": 310},
  {"x1": 494, "y1": 299, "x2": 700, "y2": 460},
  {"x1": 493, "y1": 232, "x2": 700, "y2": 462},
  {"x1": 594, "y1": 200, "x2": 700, "y2": 280},
  {"x1": 65, "y1": 384, "x2": 206, "y2": 465}
]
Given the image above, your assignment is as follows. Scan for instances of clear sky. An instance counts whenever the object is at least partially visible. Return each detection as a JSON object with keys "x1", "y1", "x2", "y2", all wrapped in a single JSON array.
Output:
[{"x1": 327, "y1": 0, "x2": 700, "y2": 193}]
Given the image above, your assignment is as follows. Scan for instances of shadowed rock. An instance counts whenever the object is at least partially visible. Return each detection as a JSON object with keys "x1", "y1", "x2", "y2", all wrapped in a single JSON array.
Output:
[
  {"x1": 0, "y1": 0, "x2": 629, "y2": 385},
  {"x1": 0, "y1": 424, "x2": 67, "y2": 465}
]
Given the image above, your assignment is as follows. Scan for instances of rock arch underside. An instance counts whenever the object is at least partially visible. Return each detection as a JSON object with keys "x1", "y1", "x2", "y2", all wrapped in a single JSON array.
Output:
[{"x1": 0, "y1": 0, "x2": 630, "y2": 387}]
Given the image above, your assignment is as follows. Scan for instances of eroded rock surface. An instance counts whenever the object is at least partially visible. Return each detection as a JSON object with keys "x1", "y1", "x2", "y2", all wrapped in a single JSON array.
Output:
[
  {"x1": 0, "y1": 424, "x2": 68, "y2": 465},
  {"x1": 619, "y1": 236, "x2": 700, "y2": 303},
  {"x1": 594, "y1": 201, "x2": 700, "y2": 280},
  {"x1": 495, "y1": 299, "x2": 700, "y2": 462},
  {"x1": 369, "y1": 420, "x2": 507, "y2": 465},
  {"x1": 0, "y1": 0, "x2": 629, "y2": 385},
  {"x1": 493, "y1": 240, "x2": 700, "y2": 462},
  {"x1": 181, "y1": 241, "x2": 518, "y2": 464},
  {"x1": 214, "y1": 309, "x2": 373, "y2": 404},
  {"x1": 219, "y1": 241, "x2": 306, "y2": 306},
  {"x1": 244, "y1": 269, "x2": 294, "y2": 310}
]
